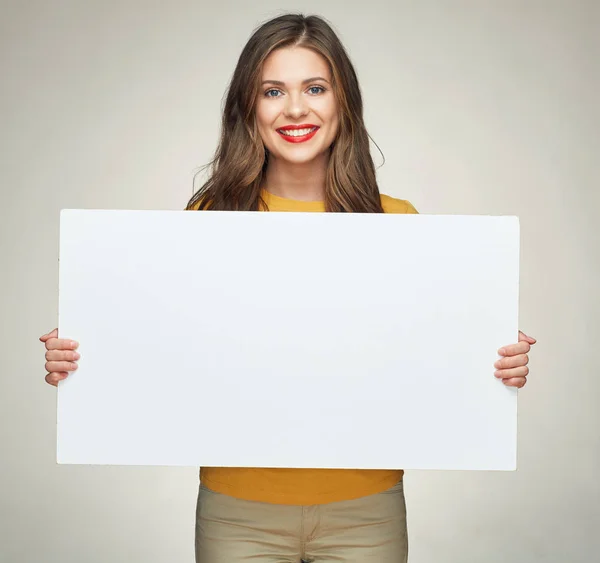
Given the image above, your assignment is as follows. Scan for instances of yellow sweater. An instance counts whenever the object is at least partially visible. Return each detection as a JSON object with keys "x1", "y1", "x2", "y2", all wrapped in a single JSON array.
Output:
[{"x1": 197, "y1": 190, "x2": 419, "y2": 505}]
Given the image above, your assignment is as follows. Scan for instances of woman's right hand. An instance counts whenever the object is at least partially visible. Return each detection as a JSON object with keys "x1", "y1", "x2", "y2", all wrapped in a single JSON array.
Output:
[{"x1": 39, "y1": 328, "x2": 80, "y2": 387}]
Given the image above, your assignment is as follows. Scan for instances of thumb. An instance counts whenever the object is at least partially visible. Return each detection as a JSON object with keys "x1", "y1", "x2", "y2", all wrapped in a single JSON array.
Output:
[
  {"x1": 518, "y1": 330, "x2": 537, "y2": 344},
  {"x1": 39, "y1": 328, "x2": 58, "y2": 342}
]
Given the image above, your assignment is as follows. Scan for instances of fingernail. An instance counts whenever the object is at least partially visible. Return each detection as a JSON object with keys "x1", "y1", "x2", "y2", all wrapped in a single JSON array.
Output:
[
  {"x1": 494, "y1": 360, "x2": 501, "y2": 368},
  {"x1": 74, "y1": 353, "x2": 80, "y2": 360},
  {"x1": 498, "y1": 348, "x2": 506, "y2": 355},
  {"x1": 494, "y1": 370, "x2": 502, "y2": 377},
  {"x1": 71, "y1": 341, "x2": 78, "y2": 349}
]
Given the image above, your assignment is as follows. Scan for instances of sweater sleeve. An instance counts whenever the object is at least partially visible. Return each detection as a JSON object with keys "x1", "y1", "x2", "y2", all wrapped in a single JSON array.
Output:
[{"x1": 404, "y1": 200, "x2": 419, "y2": 214}]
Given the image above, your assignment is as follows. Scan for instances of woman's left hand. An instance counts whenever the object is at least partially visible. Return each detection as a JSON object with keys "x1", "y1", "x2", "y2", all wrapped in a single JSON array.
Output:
[{"x1": 494, "y1": 331, "x2": 537, "y2": 388}]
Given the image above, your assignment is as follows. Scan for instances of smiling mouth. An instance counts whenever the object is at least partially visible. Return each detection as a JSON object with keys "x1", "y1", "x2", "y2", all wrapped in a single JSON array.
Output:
[{"x1": 276, "y1": 126, "x2": 319, "y2": 143}]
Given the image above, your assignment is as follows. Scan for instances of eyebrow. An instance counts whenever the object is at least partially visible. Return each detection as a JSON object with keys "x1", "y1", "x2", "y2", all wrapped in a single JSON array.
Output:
[{"x1": 261, "y1": 76, "x2": 330, "y2": 86}]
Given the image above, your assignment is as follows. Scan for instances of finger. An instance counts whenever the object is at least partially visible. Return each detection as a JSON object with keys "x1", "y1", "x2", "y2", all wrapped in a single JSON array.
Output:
[
  {"x1": 494, "y1": 354, "x2": 529, "y2": 370},
  {"x1": 495, "y1": 366, "x2": 529, "y2": 379},
  {"x1": 45, "y1": 349, "x2": 80, "y2": 362},
  {"x1": 45, "y1": 361, "x2": 78, "y2": 373},
  {"x1": 39, "y1": 328, "x2": 58, "y2": 342},
  {"x1": 502, "y1": 377, "x2": 527, "y2": 388},
  {"x1": 45, "y1": 338, "x2": 79, "y2": 351},
  {"x1": 45, "y1": 372, "x2": 69, "y2": 386},
  {"x1": 498, "y1": 341, "x2": 531, "y2": 357},
  {"x1": 518, "y1": 330, "x2": 537, "y2": 344}
]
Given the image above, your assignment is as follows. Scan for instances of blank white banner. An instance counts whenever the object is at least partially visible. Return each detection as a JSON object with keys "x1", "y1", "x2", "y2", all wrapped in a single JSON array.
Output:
[{"x1": 57, "y1": 209, "x2": 520, "y2": 470}]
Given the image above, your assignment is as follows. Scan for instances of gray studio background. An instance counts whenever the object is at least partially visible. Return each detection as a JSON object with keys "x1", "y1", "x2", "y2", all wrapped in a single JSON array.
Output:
[{"x1": 1, "y1": 1, "x2": 598, "y2": 562}]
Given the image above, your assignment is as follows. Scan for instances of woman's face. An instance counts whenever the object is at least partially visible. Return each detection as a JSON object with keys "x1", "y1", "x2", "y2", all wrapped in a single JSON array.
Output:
[{"x1": 255, "y1": 46, "x2": 340, "y2": 165}]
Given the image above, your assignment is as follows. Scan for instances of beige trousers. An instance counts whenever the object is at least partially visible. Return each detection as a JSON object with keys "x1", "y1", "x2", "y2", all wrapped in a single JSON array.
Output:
[{"x1": 195, "y1": 480, "x2": 408, "y2": 562}]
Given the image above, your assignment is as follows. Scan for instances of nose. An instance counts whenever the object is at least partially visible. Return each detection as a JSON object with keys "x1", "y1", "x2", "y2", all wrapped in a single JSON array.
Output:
[{"x1": 284, "y1": 92, "x2": 309, "y2": 119}]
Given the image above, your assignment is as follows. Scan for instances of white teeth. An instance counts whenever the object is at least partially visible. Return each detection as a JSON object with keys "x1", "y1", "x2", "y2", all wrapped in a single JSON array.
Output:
[{"x1": 279, "y1": 127, "x2": 317, "y2": 137}]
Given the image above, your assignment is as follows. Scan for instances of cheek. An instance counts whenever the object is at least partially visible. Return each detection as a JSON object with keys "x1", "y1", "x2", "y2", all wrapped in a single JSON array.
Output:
[
  {"x1": 255, "y1": 105, "x2": 274, "y2": 148},
  {"x1": 330, "y1": 113, "x2": 340, "y2": 134},
  {"x1": 255, "y1": 106, "x2": 267, "y2": 132},
  {"x1": 326, "y1": 112, "x2": 340, "y2": 141},
  {"x1": 256, "y1": 101, "x2": 278, "y2": 130},
  {"x1": 320, "y1": 99, "x2": 340, "y2": 135}
]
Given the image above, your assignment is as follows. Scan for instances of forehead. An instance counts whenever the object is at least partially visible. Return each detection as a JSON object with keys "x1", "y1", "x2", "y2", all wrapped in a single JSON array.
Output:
[{"x1": 261, "y1": 46, "x2": 331, "y2": 82}]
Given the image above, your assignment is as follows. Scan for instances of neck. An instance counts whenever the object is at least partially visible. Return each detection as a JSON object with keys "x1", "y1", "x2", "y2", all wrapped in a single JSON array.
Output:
[{"x1": 261, "y1": 152, "x2": 329, "y2": 201}]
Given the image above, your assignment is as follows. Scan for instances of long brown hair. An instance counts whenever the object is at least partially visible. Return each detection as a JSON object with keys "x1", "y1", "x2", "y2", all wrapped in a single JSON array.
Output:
[{"x1": 186, "y1": 13, "x2": 384, "y2": 213}]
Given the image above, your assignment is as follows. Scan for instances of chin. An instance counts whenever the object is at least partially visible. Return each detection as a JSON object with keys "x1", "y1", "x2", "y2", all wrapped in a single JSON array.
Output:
[
  {"x1": 272, "y1": 147, "x2": 329, "y2": 165},
  {"x1": 281, "y1": 154, "x2": 320, "y2": 165}
]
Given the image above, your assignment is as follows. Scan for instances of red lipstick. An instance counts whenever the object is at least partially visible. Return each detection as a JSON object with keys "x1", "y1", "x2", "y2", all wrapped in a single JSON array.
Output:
[{"x1": 276, "y1": 124, "x2": 320, "y2": 143}]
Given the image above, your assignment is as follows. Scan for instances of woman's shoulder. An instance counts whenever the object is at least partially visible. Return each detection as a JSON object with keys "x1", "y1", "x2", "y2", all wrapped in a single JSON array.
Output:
[{"x1": 379, "y1": 194, "x2": 419, "y2": 214}]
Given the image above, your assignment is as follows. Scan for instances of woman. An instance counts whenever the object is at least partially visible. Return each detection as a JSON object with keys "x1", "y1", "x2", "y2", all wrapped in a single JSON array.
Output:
[{"x1": 40, "y1": 13, "x2": 536, "y2": 563}]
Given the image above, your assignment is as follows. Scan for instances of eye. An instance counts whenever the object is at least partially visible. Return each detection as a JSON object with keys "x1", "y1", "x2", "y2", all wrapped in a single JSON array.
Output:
[
  {"x1": 308, "y1": 86, "x2": 326, "y2": 95},
  {"x1": 264, "y1": 89, "x2": 281, "y2": 98}
]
